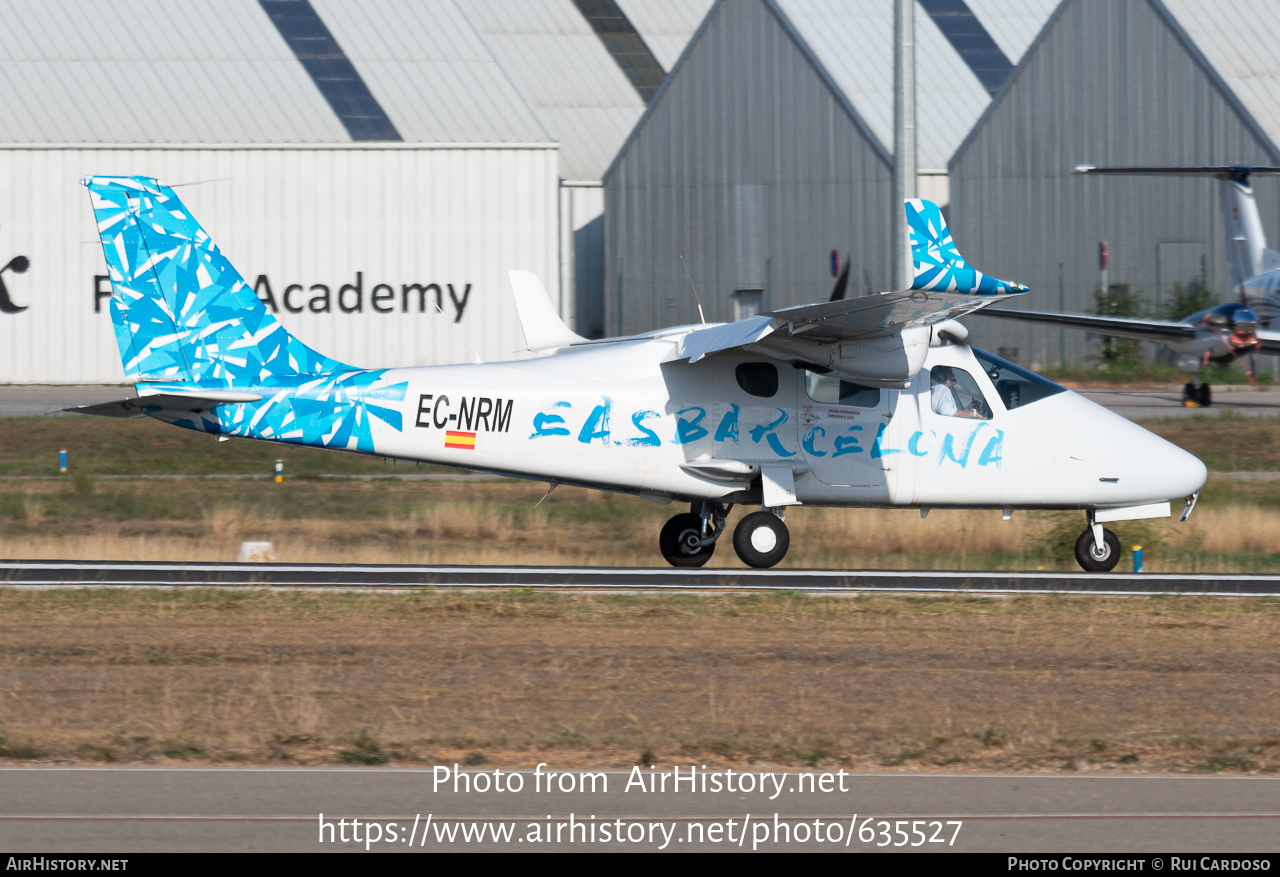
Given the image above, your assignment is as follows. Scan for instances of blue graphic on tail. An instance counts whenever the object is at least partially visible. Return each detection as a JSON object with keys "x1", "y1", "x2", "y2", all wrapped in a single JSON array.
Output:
[
  {"x1": 85, "y1": 176, "x2": 352, "y2": 382},
  {"x1": 85, "y1": 176, "x2": 407, "y2": 452},
  {"x1": 144, "y1": 371, "x2": 409, "y2": 454},
  {"x1": 907, "y1": 199, "x2": 1026, "y2": 295}
]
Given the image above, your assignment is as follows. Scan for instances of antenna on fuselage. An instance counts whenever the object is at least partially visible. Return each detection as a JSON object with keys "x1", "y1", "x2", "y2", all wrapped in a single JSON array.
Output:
[
  {"x1": 679, "y1": 255, "x2": 708, "y2": 327},
  {"x1": 434, "y1": 302, "x2": 484, "y2": 364}
]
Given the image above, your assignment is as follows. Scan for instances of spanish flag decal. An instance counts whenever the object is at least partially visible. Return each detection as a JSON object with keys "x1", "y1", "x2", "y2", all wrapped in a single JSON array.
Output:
[{"x1": 445, "y1": 430, "x2": 476, "y2": 450}]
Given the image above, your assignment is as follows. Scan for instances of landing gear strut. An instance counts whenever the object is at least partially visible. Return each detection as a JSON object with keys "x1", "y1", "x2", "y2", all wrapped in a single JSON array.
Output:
[
  {"x1": 658, "y1": 502, "x2": 730, "y2": 568},
  {"x1": 1182, "y1": 364, "x2": 1211, "y2": 407},
  {"x1": 1185, "y1": 381, "x2": 1212, "y2": 406},
  {"x1": 733, "y1": 508, "x2": 790, "y2": 568},
  {"x1": 1074, "y1": 513, "x2": 1121, "y2": 572}
]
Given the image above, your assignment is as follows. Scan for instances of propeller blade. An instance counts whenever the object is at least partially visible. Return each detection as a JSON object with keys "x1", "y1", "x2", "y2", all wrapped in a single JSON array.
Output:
[{"x1": 828, "y1": 254, "x2": 850, "y2": 302}]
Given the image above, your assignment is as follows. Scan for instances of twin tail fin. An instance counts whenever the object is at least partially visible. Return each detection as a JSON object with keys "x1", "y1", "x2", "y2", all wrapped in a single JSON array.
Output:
[
  {"x1": 905, "y1": 198, "x2": 1027, "y2": 295},
  {"x1": 83, "y1": 176, "x2": 352, "y2": 383}
]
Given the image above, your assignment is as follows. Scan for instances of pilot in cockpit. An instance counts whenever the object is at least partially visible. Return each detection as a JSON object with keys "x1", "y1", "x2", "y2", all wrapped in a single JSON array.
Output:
[{"x1": 930, "y1": 365, "x2": 988, "y2": 419}]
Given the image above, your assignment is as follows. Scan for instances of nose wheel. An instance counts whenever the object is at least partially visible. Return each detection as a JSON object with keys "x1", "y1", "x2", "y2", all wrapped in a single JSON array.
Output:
[
  {"x1": 733, "y1": 510, "x2": 790, "y2": 568},
  {"x1": 1074, "y1": 526, "x2": 1121, "y2": 572}
]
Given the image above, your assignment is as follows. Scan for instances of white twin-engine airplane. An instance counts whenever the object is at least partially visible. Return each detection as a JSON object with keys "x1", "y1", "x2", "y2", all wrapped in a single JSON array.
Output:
[
  {"x1": 982, "y1": 165, "x2": 1280, "y2": 407},
  {"x1": 69, "y1": 176, "x2": 1206, "y2": 572}
]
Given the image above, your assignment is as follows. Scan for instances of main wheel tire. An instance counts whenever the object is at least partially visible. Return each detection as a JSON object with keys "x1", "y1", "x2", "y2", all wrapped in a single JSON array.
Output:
[
  {"x1": 659, "y1": 513, "x2": 715, "y2": 567},
  {"x1": 1198, "y1": 383, "x2": 1212, "y2": 407},
  {"x1": 1182, "y1": 382, "x2": 1197, "y2": 403},
  {"x1": 1074, "y1": 527, "x2": 1121, "y2": 572},
  {"x1": 733, "y1": 511, "x2": 790, "y2": 569}
]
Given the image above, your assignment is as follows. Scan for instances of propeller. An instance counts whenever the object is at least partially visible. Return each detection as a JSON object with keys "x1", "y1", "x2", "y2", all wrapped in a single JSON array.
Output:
[
  {"x1": 828, "y1": 254, "x2": 850, "y2": 302},
  {"x1": 1208, "y1": 305, "x2": 1261, "y2": 386}
]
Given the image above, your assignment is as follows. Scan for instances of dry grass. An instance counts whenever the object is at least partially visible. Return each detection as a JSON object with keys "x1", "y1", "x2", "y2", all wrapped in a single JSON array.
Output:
[
  {"x1": 0, "y1": 589, "x2": 1276, "y2": 772},
  {"x1": 0, "y1": 478, "x2": 1276, "y2": 571}
]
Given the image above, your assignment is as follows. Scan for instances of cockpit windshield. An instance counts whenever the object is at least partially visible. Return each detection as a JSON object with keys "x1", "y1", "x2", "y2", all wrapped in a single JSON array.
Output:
[{"x1": 971, "y1": 348, "x2": 1067, "y2": 411}]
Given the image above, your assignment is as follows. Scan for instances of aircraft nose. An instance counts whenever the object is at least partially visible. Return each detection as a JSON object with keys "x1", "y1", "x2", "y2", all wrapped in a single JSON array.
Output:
[{"x1": 1122, "y1": 430, "x2": 1207, "y2": 500}]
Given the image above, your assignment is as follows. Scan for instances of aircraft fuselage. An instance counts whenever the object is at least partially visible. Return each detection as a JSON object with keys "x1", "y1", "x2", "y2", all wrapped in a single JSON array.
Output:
[{"x1": 146, "y1": 340, "x2": 1205, "y2": 514}]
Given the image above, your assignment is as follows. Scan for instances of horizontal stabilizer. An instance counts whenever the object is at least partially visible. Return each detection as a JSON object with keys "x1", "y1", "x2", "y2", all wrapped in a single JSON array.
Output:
[
  {"x1": 509, "y1": 270, "x2": 587, "y2": 351},
  {"x1": 62, "y1": 390, "x2": 262, "y2": 419}
]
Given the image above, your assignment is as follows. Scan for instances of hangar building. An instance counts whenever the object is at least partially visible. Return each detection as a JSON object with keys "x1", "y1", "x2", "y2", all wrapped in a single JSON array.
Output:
[
  {"x1": 602, "y1": 0, "x2": 1057, "y2": 338},
  {"x1": 0, "y1": 0, "x2": 703, "y2": 382},
  {"x1": 951, "y1": 0, "x2": 1280, "y2": 368}
]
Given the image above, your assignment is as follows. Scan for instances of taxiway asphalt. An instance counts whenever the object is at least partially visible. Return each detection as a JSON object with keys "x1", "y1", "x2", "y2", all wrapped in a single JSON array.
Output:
[
  {"x1": 2, "y1": 560, "x2": 1278, "y2": 595},
  {"x1": 1, "y1": 768, "x2": 1276, "y2": 852}
]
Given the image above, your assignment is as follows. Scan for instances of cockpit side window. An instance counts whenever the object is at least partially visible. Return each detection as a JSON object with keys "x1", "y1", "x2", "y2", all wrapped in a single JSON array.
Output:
[
  {"x1": 971, "y1": 348, "x2": 1066, "y2": 411},
  {"x1": 804, "y1": 372, "x2": 881, "y2": 407},
  {"x1": 735, "y1": 362, "x2": 778, "y2": 397},
  {"x1": 930, "y1": 366, "x2": 991, "y2": 419}
]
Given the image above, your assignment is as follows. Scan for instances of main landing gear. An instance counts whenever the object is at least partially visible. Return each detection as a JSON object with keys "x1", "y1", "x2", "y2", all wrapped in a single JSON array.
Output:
[
  {"x1": 658, "y1": 503, "x2": 792, "y2": 568},
  {"x1": 659, "y1": 502, "x2": 729, "y2": 567},
  {"x1": 1074, "y1": 513, "x2": 1121, "y2": 572},
  {"x1": 733, "y1": 509, "x2": 790, "y2": 568}
]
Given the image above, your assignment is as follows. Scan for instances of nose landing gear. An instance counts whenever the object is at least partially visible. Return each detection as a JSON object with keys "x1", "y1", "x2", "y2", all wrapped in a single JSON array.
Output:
[{"x1": 1074, "y1": 515, "x2": 1121, "y2": 572}]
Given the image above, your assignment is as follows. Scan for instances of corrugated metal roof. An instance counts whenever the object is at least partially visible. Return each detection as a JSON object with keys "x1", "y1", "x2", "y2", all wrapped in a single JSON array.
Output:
[
  {"x1": 616, "y1": 0, "x2": 715, "y2": 71},
  {"x1": 0, "y1": 0, "x2": 349, "y2": 143},
  {"x1": 458, "y1": 0, "x2": 647, "y2": 179},
  {"x1": 0, "y1": 0, "x2": 552, "y2": 144},
  {"x1": 0, "y1": 0, "x2": 711, "y2": 167},
  {"x1": 964, "y1": 0, "x2": 1064, "y2": 66},
  {"x1": 312, "y1": 0, "x2": 549, "y2": 143},
  {"x1": 1162, "y1": 0, "x2": 1280, "y2": 151},
  {"x1": 777, "y1": 0, "x2": 1056, "y2": 168}
]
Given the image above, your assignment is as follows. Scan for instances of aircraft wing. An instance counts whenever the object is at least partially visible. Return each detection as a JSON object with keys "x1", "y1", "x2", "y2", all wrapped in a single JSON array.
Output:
[
  {"x1": 762, "y1": 285, "x2": 1025, "y2": 345},
  {"x1": 675, "y1": 287, "x2": 1024, "y2": 363},
  {"x1": 677, "y1": 197, "x2": 1027, "y2": 362},
  {"x1": 977, "y1": 308, "x2": 1199, "y2": 343}
]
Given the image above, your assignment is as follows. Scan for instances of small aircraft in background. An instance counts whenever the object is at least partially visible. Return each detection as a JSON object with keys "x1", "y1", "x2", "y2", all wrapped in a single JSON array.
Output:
[
  {"x1": 69, "y1": 176, "x2": 1205, "y2": 572},
  {"x1": 981, "y1": 165, "x2": 1280, "y2": 406}
]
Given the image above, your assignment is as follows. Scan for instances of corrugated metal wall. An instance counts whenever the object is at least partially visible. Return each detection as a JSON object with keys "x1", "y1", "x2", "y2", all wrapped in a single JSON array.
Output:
[
  {"x1": 949, "y1": 0, "x2": 1280, "y2": 368},
  {"x1": 605, "y1": 0, "x2": 893, "y2": 336},
  {"x1": 0, "y1": 145, "x2": 559, "y2": 383}
]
